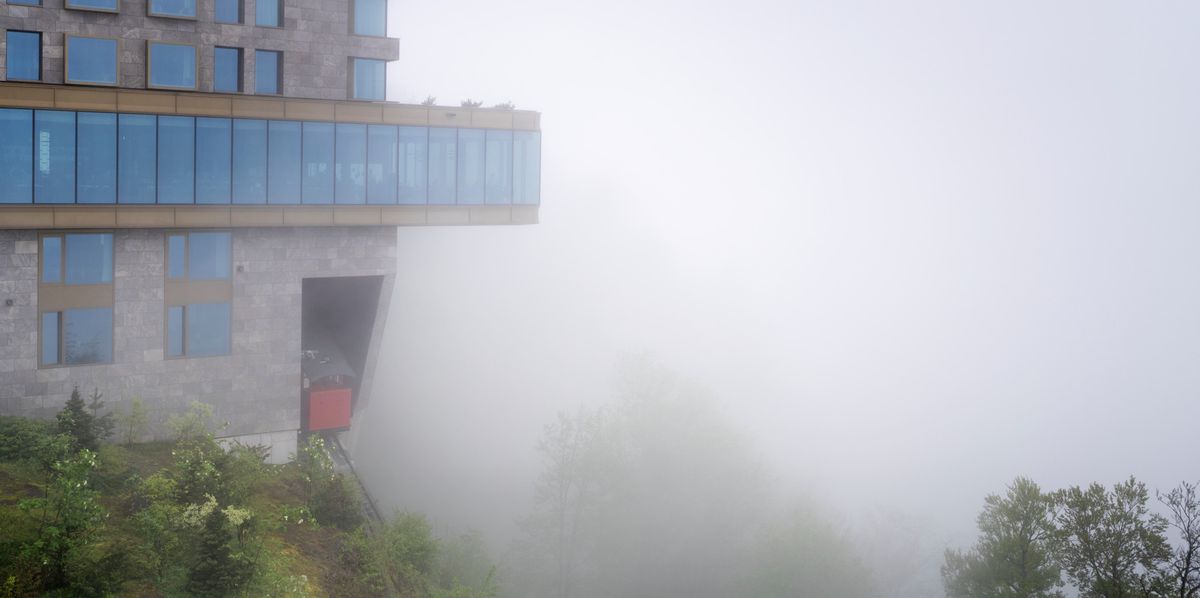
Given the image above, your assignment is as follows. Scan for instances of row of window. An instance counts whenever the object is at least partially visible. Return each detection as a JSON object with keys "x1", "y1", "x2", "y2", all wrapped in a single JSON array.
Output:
[
  {"x1": 5, "y1": 0, "x2": 386, "y2": 36},
  {"x1": 4, "y1": 31, "x2": 386, "y2": 99},
  {"x1": 0, "y1": 109, "x2": 542, "y2": 205},
  {"x1": 39, "y1": 231, "x2": 232, "y2": 367}
]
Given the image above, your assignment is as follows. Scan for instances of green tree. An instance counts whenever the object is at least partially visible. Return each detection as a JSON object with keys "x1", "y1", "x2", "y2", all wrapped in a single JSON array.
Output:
[
  {"x1": 117, "y1": 396, "x2": 149, "y2": 446},
  {"x1": 744, "y1": 504, "x2": 875, "y2": 598},
  {"x1": 1158, "y1": 482, "x2": 1200, "y2": 598},
  {"x1": 56, "y1": 386, "x2": 98, "y2": 452},
  {"x1": 185, "y1": 507, "x2": 253, "y2": 597},
  {"x1": 18, "y1": 448, "x2": 104, "y2": 590},
  {"x1": 1052, "y1": 477, "x2": 1171, "y2": 598},
  {"x1": 942, "y1": 477, "x2": 1062, "y2": 598}
]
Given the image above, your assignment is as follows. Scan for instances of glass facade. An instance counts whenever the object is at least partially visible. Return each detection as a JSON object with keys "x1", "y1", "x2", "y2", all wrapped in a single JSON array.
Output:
[
  {"x1": 148, "y1": 43, "x2": 197, "y2": 89},
  {"x1": 149, "y1": 0, "x2": 196, "y2": 17},
  {"x1": 215, "y1": 0, "x2": 241, "y2": 23},
  {"x1": 6, "y1": 31, "x2": 40, "y2": 81},
  {"x1": 352, "y1": 58, "x2": 385, "y2": 101},
  {"x1": 0, "y1": 108, "x2": 542, "y2": 206},
  {"x1": 214, "y1": 47, "x2": 242, "y2": 92},
  {"x1": 255, "y1": 50, "x2": 280, "y2": 94},
  {"x1": 256, "y1": 0, "x2": 280, "y2": 27},
  {"x1": 353, "y1": 0, "x2": 386, "y2": 36},
  {"x1": 65, "y1": 36, "x2": 118, "y2": 85},
  {"x1": 167, "y1": 232, "x2": 232, "y2": 358}
]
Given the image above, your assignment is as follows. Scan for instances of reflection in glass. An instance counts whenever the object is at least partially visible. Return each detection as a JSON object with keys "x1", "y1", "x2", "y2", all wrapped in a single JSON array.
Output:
[
  {"x1": 77, "y1": 112, "x2": 117, "y2": 203},
  {"x1": 197, "y1": 118, "x2": 232, "y2": 204},
  {"x1": 66, "y1": 37, "x2": 118, "y2": 85},
  {"x1": 158, "y1": 116, "x2": 195, "y2": 204},
  {"x1": 65, "y1": 233, "x2": 113, "y2": 284},
  {"x1": 149, "y1": 43, "x2": 196, "y2": 89},
  {"x1": 268, "y1": 121, "x2": 301, "y2": 204},
  {"x1": 336, "y1": 124, "x2": 366, "y2": 204},
  {"x1": 367, "y1": 125, "x2": 398, "y2": 204},
  {"x1": 428, "y1": 128, "x2": 456, "y2": 204},
  {"x1": 167, "y1": 306, "x2": 184, "y2": 357},
  {"x1": 6, "y1": 31, "x2": 41, "y2": 81},
  {"x1": 302, "y1": 122, "x2": 334, "y2": 204},
  {"x1": 187, "y1": 303, "x2": 231, "y2": 357},
  {"x1": 168, "y1": 234, "x2": 186, "y2": 279},
  {"x1": 232, "y1": 119, "x2": 267, "y2": 203},
  {"x1": 514, "y1": 131, "x2": 541, "y2": 205},
  {"x1": 187, "y1": 232, "x2": 231, "y2": 280},
  {"x1": 398, "y1": 126, "x2": 427, "y2": 204},
  {"x1": 485, "y1": 129, "x2": 513, "y2": 204},
  {"x1": 457, "y1": 128, "x2": 485, "y2": 204},
  {"x1": 42, "y1": 236, "x2": 62, "y2": 283},
  {"x1": 0, "y1": 109, "x2": 33, "y2": 204},
  {"x1": 41, "y1": 312, "x2": 59, "y2": 366},
  {"x1": 119, "y1": 114, "x2": 156, "y2": 203},
  {"x1": 64, "y1": 307, "x2": 113, "y2": 365},
  {"x1": 34, "y1": 110, "x2": 75, "y2": 204},
  {"x1": 149, "y1": 0, "x2": 196, "y2": 17},
  {"x1": 352, "y1": 58, "x2": 385, "y2": 101}
]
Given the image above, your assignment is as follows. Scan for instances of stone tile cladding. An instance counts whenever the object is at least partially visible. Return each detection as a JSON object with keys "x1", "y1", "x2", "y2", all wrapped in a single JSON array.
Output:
[
  {"x1": 0, "y1": 0, "x2": 398, "y2": 100},
  {"x1": 0, "y1": 227, "x2": 397, "y2": 462}
]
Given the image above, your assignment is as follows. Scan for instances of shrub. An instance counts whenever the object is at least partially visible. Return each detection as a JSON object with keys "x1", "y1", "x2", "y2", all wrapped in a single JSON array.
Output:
[
  {"x1": 312, "y1": 473, "x2": 365, "y2": 531},
  {"x1": 376, "y1": 512, "x2": 438, "y2": 597},
  {"x1": 116, "y1": 396, "x2": 149, "y2": 446},
  {"x1": 18, "y1": 449, "x2": 104, "y2": 592},
  {"x1": 56, "y1": 386, "x2": 98, "y2": 452},
  {"x1": 0, "y1": 417, "x2": 50, "y2": 461}
]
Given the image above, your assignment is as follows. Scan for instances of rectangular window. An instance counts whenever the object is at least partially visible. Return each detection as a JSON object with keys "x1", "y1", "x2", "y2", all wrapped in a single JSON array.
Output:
[
  {"x1": 256, "y1": 0, "x2": 280, "y2": 27},
  {"x1": 118, "y1": 114, "x2": 156, "y2": 204},
  {"x1": 63, "y1": 307, "x2": 113, "y2": 364},
  {"x1": 41, "y1": 312, "x2": 59, "y2": 366},
  {"x1": 232, "y1": 119, "x2": 267, "y2": 203},
  {"x1": 167, "y1": 234, "x2": 186, "y2": 279},
  {"x1": 41, "y1": 236, "x2": 61, "y2": 283},
  {"x1": 77, "y1": 112, "x2": 117, "y2": 204},
  {"x1": 268, "y1": 120, "x2": 301, "y2": 204},
  {"x1": 457, "y1": 128, "x2": 485, "y2": 204},
  {"x1": 165, "y1": 232, "x2": 232, "y2": 359},
  {"x1": 353, "y1": 0, "x2": 386, "y2": 36},
  {"x1": 34, "y1": 110, "x2": 75, "y2": 204},
  {"x1": 255, "y1": 50, "x2": 281, "y2": 94},
  {"x1": 40, "y1": 232, "x2": 115, "y2": 367},
  {"x1": 65, "y1": 0, "x2": 118, "y2": 11},
  {"x1": 214, "y1": 47, "x2": 242, "y2": 93},
  {"x1": 186, "y1": 303, "x2": 231, "y2": 356},
  {"x1": 148, "y1": 42, "x2": 197, "y2": 89},
  {"x1": 335, "y1": 124, "x2": 366, "y2": 204},
  {"x1": 367, "y1": 125, "x2": 398, "y2": 204},
  {"x1": 302, "y1": 122, "x2": 334, "y2": 204},
  {"x1": 166, "y1": 306, "x2": 184, "y2": 357},
  {"x1": 148, "y1": 0, "x2": 195, "y2": 18},
  {"x1": 351, "y1": 58, "x2": 385, "y2": 101},
  {"x1": 188, "y1": 231, "x2": 232, "y2": 280},
  {"x1": 65, "y1": 36, "x2": 118, "y2": 85},
  {"x1": 514, "y1": 131, "x2": 541, "y2": 204},
  {"x1": 65, "y1": 233, "x2": 113, "y2": 284},
  {"x1": 0, "y1": 109, "x2": 32, "y2": 204},
  {"x1": 215, "y1": 0, "x2": 242, "y2": 23},
  {"x1": 427, "y1": 128, "x2": 456, "y2": 204},
  {"x1": 158, "y1": 116, "x2": 195, "y2": 203},
  {"x1": 196, "y1": 118, "x2": 232, "y2": 204},
  {"x1": 485, "y1": 129, "x2": 513, "y2": 204},
  {"x1": 6, "y1": 31, "x2": 41, "y2": 81},
  {"x1": 8, "y1": 0, "x2": 41, "y2": 5}
]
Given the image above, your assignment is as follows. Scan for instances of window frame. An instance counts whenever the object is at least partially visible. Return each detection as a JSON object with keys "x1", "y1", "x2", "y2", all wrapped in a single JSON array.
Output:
[
  {"x1": 64, "y1": 0, "x2": 119, "y2": 14},
  {"x1": 146, "y1": 0, "x2": 196, "y2": 19},
  {"x1": 164, "y1": 230, "x2": 234, "y2": 359},
  {"x1": 146, "y1": 40, "x2": 199, "y2": 91},
  {"x1": 5, "y1": 30, "x2": 42, "y2": 82},
  {"x1": 63, "y1": 34, "x2": 120, "y2": 87},
  {"x1": 349, "y1": 57, "x2": 386, "y2": 101},
  {"x1": 350, "y1": 0, "x2": 386, "y2": 37},
  {"x1": 254, "y1": 49, "x2": 282, "y2": 95},
  {"x1": 37, "y1": 230, "x2": 116, "y2": 368},
  {"x1": 255, "y1": 0, "x2": 282, "y2": 28}
]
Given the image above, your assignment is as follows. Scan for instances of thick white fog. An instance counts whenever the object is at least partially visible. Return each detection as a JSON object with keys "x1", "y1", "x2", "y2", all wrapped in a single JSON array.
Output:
[{"x1": 350, "y1": 0, "x2": 1200, "y2": 587}]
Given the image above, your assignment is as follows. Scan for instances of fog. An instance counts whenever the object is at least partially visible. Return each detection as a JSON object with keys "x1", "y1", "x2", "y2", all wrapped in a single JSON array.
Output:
[{"x1": 349, "y1": 1, "x2": 1200, "y2": 594}]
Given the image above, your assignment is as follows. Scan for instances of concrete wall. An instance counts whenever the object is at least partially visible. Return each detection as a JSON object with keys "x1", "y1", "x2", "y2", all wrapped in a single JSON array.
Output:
[
  {"x1": 0, "y1": 0, "x2": 398, "y2": 100},
  {"x1": 0, "y1": 226, "x2": 396, "y2": 463}
]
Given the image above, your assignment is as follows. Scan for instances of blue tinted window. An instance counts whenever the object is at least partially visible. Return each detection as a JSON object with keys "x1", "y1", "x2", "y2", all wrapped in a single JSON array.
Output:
[
  {"x1": 268, "y1": 120, "x2": 301, "y2": 204},
  {"x1": 214, "y1": 47, "x2": 241, "y2": 92},
  {"x1": 66, "y1": 0, "x2": 117, "y2": 9},
  {"x1": 398, "y1": 126, "x2": 427, "y2": 204},
  {"x1": 65, "y1": 233, "x2": 113, "y2": 284},
  {"x1": 6, "y1": 31, "x2": 40, "y2": 81},
  {"x1": 0, "y1": 109, "x2": 33, "y2": 204},
  {"x1": 354, "y1": 0, "x2": 386, "y2": 36},
  {"x1": 457, "y1": 128, "x2": 485, "y2": 204},
  {"x1": 188, "y1": 232, "x2": 231, "y2": 280},
  {"x1": 302, "y1": 122, "x2": 334, "y2": 204},
  {"x1": 66, "y1": 37, "x2": 117, "y2": 85},
  {"x1": 187, "y1": 303, "x2": 231, "y2": 356},
  {"x1": 215, "y1": 0, "x2": 241, "y2": 23},
  {"x1": 158, "y1": 116, "x2": 195, "y2": 204},
  {"x1": 255, "y1": 0, "x2": 279, "y2": 26},
  {"x1": 514, "y1": 131, "x2": 541, "y2": 204},
  {"x1": 352, "y1": 58, "x2": 385, "y2": 100},
  {"x1": 149, "y1": 43, "x2": 196, "y2": 89},
  {"x1": 42, "y1": 236, "x2": 61, "y2": 283},
  {"x1": 149, "y1": 0, "x2": 195, "y2": 17},
  {"x1": 485, "y1": 129, "x2": 513, "y2": 204},
  {"x1": 119, "y1": 114, "x2": 156, "y2": 203},
  {"x1": 428, "y1": 128, "x2": 456, "y2": 204},
  {"x1": 255, "y1": 50, "x2": 280, "y2": 94},
  {"x1": 335, "y1": 124, "x2": 366, "y2": 204},
  {"x1": 41, "y1": 312, "x2": 58, "y2": 366},
  {"x1": 77, "y1": 112, "x2": 116, "y2": 203},
  {"x1": 168, "y1": 234, "x2": 186, "y2": 279},
  {"x1": 167, "y1": 306, "x2": 184, "y2": 357},
  {"x1": 367, "y1": 125, "x2": 398, "y2": 204},
  {"x1": 232, "y1": 119, "x2": 267, "y2": 203},
  {"x1": 196, "y1": 118, "x2": 232, "y2": 203},
  {"x1": 8, "y1": 0, "x2": 40, "y2": 6},
  {"x1": 34, "y1": 110, "x2": 75, "y2": 204},
  {"x1": 63, "y1": 307, "x2": 112, "y2": 365}
]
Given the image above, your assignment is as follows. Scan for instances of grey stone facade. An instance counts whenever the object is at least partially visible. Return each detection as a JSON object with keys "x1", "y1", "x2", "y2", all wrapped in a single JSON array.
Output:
[
  {"x1": 0, "y1": 227, "x2": 396, "y2": 463},
  {"x1": 0, "y1": 0, "x2": 398, "y2": 100}
]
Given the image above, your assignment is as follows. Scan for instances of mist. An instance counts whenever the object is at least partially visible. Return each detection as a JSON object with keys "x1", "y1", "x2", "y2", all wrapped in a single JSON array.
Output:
[{"x1": 349, "y1": 1, "x2": 1200, "y2": 595}]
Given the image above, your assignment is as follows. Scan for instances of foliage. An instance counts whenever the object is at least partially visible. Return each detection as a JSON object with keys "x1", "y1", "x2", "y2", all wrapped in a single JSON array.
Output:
[
  {"x1": 742, "y1": 503, "x2": 875, "y2": 598},
  {"x1": 1052, "y1": 477, "x2": 1171, "y2": 598},
  {"x1": 421, "y1": 96, "x2": 437, "y2": 106},
  {"x1": 116, "y1": 396, "x2": 149, "y2": 446},
  {"x1": 942, "y1": 477, "x2": 1063, "y2": 598},
  {"x1": 0, "y1": 417, "x2": 51, "y2": 461},
  {"x1": 167, "y1": 400, "x2": 215, "y2": 441},
  {"x1": 55, "y1": 386, "x2": 99, "y2": 452},
  {"x1": 431, "y1": 531, "x2": 500, "y2": 598},
  {"x1": 377, "y1": 512, "x2": 438, "y2": 597},
  {"x1": 1158, "y1": 482, "x2": 1200, "y2": 598},
  {"x1": 86, "y1": 388, "x2": 115, "y2": 447},
  {"x1": 18, "y1": 449, "x2": 104, "y2": 592},
  {"x1": 185, "y1": 507, "x2": 255, "y2": 597},
  {"x1": 298, "y1": 435, "x2": 364, "y2": 530},
  {"x1": 461, "y1": 99, "x2": 484, "y2": 108}
]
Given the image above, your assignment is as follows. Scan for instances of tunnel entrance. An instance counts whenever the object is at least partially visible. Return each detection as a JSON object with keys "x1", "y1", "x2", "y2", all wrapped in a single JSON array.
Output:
[{"x1": 300, "y1": 276, "x2": 384, "y2": 432}]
